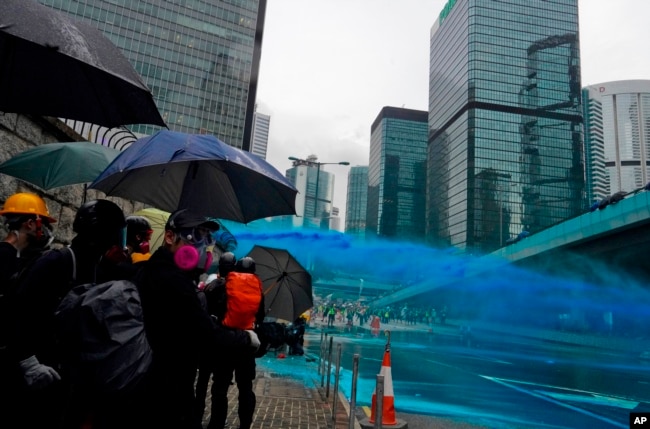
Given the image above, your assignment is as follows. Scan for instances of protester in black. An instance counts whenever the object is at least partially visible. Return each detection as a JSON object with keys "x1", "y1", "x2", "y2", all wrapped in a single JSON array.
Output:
[
  {"x1": 0, "y1": 193, "x2": 57, "y2": 428},
  {"x1": 195, "y1": 251, "x2": 237, "y2": 423},
  {"x1": 206, "y1": 256, "x2": 265, "y2": 429},
  {"x1": 9, "y1": 199, "x2": 128, "y2": 429},
  {"x1": 135, "y1": 210, "x2": 259, "y2": 429}
]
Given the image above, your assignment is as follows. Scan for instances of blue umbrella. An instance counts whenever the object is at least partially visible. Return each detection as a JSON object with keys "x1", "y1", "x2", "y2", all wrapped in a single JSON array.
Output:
[{"x1": 90, "y1": 130, "x2": 297, "y2": 223}]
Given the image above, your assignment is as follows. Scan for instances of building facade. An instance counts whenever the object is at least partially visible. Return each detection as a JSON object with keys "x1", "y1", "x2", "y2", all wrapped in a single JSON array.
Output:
[
  {"x1": 583, "y1": 80, "x2": 650, "y2": 199},
  {"x1": 250, "y1": 105, "x2": 270, "y2": 159},
  {"x1": 39, "y1": 0, "x2": 267, "y2": 150},
  {"x1": 582, "y1": 88, "x2": 608, "y2": 202},
  {"x1": 427, "y1": 0, "x2": 585, "y2": 253},
  {"x1": 285, "y1": 155, "x2": 336, "y2": 229},
  {"x1": 367, "y1": 107, "x2": 428, "y2": 241},
  {"x1": 345, "y1": 166, "x2": 368, "y2": 237}
]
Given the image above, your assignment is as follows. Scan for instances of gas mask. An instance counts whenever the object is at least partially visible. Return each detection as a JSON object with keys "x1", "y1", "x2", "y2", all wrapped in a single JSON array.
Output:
[
  {"x1": 26, "y1": 216, "x2": 54, "y2": 250},
  {"x1": 173, "y1": 227, "x2": 214, "y2": 273},
  {"x1": 133, "y1": 228, "x2": 153, "y2": 254}
]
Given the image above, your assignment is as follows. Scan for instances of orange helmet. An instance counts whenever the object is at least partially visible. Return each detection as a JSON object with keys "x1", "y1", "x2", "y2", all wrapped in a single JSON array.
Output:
[{"x1": 0, "y1": 193, "x2": 57, "y2": 223}]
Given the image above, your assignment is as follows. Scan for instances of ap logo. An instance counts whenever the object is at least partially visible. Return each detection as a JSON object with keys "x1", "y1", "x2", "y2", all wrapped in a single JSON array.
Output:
[{"x1": 631, "y1": 413, "x2": 650, "y2": 427}]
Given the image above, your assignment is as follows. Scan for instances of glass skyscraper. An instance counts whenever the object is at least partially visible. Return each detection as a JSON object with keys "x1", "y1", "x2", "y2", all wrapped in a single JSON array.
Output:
[
  {"x1": 427, "y1": 0, "x2": 585, "y2": 253},
  {"x1": 583, "y1": 80, "x2": 650, "y2": 198},
  {"x1": 39, "y1": 0, "x2": 267, "y2": 150},
  {"x1": 345, "y1": 165, "x2": 368, "y2": 237},
  {"x1": 367, "y1": 107, "x2": 428, "y2": 241}
]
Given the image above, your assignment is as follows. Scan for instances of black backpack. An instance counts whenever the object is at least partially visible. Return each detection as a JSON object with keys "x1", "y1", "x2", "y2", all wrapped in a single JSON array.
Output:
[{"x1": 55, "y1": 278, "x2": 152, "y2": 394}]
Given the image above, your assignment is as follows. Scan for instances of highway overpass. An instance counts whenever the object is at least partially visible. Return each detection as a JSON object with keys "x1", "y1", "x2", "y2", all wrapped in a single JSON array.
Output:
[{"x1": 369, "y1": 190, "x2": 650, "y2": 308}]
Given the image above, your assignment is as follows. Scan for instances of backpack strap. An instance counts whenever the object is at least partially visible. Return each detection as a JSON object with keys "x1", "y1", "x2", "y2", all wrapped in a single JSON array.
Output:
[{"x1": 66, "y1": 247, "x2": 77, "y2": 283}]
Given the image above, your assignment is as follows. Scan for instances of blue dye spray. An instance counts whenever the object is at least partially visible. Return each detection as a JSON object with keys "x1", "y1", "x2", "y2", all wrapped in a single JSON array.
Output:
[{"x1": 223, "y1": 220, "x2": 650, "y2": 335}]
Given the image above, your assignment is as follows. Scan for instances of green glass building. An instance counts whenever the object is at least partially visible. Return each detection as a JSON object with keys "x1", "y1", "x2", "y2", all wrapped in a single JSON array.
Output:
[
  {"x1": 345, "y1": 165, "x2": 368, "y2": 237},
  {"x1": 367, "y1": 107, "x2": 428, "y2": 241},
  {"x1": 427, "y1": 0, "x2": 586, "y2": 253},
  {"x1": 39, "y1": 0, "x2": 266, "y2": 150}
]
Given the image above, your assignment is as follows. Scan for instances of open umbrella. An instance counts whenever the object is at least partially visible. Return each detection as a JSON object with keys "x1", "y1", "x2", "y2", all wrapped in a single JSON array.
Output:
[
  {"x1": 135, "y1": 207, "x2": 237, "y2": 253},
  {"x1": 0, "y1": 142, "x2": 120, "y2": 190},
  {"x1": 0, "y1": 0, "x2": 166, "y2": 128},
  {"x1": 246, "y1": 245, "x2": 313, "y2": 323},
  {"x1": 90, "y1": 130, "x2": 298, "y2": 223},
  {"x1": 133, "y1": 208, "x2": 169, "y2": 251}
]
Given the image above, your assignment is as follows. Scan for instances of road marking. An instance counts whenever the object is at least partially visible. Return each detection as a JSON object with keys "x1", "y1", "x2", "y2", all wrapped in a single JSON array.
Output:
[
  {"x1": 455, "y1": 353, "x2": 513, "y2": 365},
  {"x1": 539, "y1": 391, "x2": 638, "y2": 409},
  {"x1": 481, "y1": 376, "x2": 628, "y2": 429}
]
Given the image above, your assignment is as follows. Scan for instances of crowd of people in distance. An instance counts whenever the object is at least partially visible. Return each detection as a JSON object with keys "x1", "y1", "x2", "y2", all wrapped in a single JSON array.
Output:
[
  {"x1": 312, "y1": 302, "x2": 449, "y2": 329},
  {"x1": 0, "y1": 193, "x2": 265, "y2": 429}
]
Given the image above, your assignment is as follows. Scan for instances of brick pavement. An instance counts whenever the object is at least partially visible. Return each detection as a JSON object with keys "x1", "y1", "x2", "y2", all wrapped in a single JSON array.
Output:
[{"x1": 200, "y1": 367, "x2": 356, "y2": 429}]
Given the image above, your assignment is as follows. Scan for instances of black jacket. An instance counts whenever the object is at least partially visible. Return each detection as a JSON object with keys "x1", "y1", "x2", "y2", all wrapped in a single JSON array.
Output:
[
  {"x1": 134, "y1": 247, "x2": 251, "y2": 428},
  {"x1": 10, "y1": 239, "x2": 126, "y2": 365}
]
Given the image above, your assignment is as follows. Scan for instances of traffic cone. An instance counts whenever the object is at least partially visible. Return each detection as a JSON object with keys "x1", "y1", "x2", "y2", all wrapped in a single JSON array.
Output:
[{"x1": 368, "y1": 348, "x2": 397, "y2": 425}]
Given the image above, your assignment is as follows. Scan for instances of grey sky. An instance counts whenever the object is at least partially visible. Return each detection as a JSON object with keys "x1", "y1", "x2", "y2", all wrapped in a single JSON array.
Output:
[{"x1": 255, "y1": 0, "x2": 650, "y2": 229}]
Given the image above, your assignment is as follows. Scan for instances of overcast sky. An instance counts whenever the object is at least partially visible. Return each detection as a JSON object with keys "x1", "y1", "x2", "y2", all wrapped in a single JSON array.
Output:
[{"x1": 255, "y1": 0, "x2": 650, "y2": 229}]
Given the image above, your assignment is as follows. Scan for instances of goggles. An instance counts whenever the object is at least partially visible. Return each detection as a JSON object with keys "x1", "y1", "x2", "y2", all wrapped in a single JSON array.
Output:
[{"x1": 176, "y1": 226, "x2": 214, "y2": 247}]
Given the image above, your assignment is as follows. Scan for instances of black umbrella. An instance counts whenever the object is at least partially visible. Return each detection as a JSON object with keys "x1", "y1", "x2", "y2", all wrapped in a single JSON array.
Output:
[
  {"x1": 246, "y1": 245, "x2": 313, "y2": 323},
  {"x1": 0, "y1": 0, "x2": 166, "y2": 128}
]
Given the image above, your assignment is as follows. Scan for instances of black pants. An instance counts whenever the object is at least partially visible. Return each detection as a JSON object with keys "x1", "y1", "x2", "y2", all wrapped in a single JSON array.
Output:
[{"x1": 207, "y1": 351, "x2": 256, "y2": 429}]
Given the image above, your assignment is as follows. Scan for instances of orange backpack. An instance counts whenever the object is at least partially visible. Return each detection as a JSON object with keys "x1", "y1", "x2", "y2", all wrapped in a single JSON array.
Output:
[{"x1": 222, "y1": 272, "x2": 263, "y2": 329}]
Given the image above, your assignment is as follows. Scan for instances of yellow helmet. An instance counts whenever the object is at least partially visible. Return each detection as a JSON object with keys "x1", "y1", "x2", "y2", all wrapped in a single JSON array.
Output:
[{"x1": 0, "y1": 193, "x2": 57, "y2": 223}]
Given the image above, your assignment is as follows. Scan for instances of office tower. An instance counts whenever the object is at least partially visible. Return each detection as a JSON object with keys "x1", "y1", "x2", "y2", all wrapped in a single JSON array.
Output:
[
  {"x1": 250, "y1": 105, "x2": 270, "y2": 159},
  {"x1": 582, "y1": 88, "x2": 608, "y2": 202},
  {"x1": 367, "y1": 107, "x2": 428, "y2": 241},
  {"x1": 329, "y1": 207, "x2": 341, "y2": 231},
  {"x1": 583, "y1": 81, "x2": 650, "y2": 198},
  {"x1": 286, "y1": 155, "x2": 336, "y2": 229},
  {"x1": 427, "y1": 0, "x2": 585, "y2": 253},
  {"x1": 39, "y1": 0, "x2": 267, "y2": 150},
  {"x1": 345, "y1": 166, "x2": 369, "y2": 237}
]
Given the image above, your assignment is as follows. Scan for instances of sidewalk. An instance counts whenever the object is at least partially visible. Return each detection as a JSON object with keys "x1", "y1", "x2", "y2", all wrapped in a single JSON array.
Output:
[{"x1": 200, "y1": 354, "x2": 356, "y2": 429}]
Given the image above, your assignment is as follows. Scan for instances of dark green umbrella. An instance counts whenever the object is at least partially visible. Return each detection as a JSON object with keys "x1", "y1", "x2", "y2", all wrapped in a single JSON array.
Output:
[{"x1": 0, "y1": 142, "x2": 120, "y2": 190}]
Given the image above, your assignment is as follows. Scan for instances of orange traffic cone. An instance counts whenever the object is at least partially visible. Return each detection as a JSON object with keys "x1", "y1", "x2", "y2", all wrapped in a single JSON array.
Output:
[{"x1": 368, "y1": 347, "x2": 397, "y2": 425}]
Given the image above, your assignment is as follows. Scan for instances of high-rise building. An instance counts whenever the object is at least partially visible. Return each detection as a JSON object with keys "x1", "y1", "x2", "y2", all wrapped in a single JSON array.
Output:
[
  {"x1": 583, "y1": 80, "x2": 650, "y2": 199},
  {"x1": 329, "y1": 207, "x2": 341, "y2": 231},
  {"x1": 367, "y1": 107, "x2": 428, "y2": 241},
  {"x1": 582, "y1": 88, "x2": 608, "y2": 203},
  {"x1": 427, "y1": 0, "x2": 585, "y2": 253},
  {"x1": 286, "y1": 155, "x2": 336, "y2": 229},
  {"x1": 39, "y1": 0, "x2": 267, "y2": 150},
  {"x1": 345, "y1": 166, "x2": 368, "y2": 237},
  {"x1": 250, "y1": 105, "x2": 270, "y2": 159}
]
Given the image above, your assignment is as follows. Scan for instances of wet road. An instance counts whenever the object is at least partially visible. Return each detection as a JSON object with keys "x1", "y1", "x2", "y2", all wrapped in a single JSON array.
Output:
[{"x1": 304, "y1": 327, "x2": 650, "y2": 428}]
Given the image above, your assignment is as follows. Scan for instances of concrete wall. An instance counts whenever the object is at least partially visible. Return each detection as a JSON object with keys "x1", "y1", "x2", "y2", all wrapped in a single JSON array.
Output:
[{"x1": 0, "y1": 113, "x2": 146, "y2": 245}]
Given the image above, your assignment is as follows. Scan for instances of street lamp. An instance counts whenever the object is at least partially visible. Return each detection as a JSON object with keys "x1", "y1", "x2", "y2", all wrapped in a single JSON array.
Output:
[{"x1": 288, "y1": 156, "x2": 350, "y2": 223}]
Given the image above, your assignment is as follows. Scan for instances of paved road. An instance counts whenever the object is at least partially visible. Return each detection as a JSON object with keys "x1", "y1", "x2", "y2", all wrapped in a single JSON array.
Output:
[{"x1": 305, "y1": 319, "x2": 650, "y2": 428}]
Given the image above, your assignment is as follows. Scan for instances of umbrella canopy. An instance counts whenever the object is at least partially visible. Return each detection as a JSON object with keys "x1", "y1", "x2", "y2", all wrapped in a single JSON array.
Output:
[
  {"x1": 0, "y1": 142, "x2": 120, "y2": 190},
  {"x1": 0, "y1": 0, "x2": 166, "y2": 128},
  {"x1": 133, "y1": 208, "x2": 169, "y2": 251},
  {"x1": 134, "y1": 207, "x2": 237, "y2": 253},
  {"x1": 90, "y1": 130, "x2": 298, "y2": 223},
  {"x1": 246, "y1": 245, "x2": 313, "y2": 323}
]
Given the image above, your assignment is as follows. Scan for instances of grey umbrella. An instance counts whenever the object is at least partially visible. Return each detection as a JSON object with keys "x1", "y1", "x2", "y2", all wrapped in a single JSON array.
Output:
[{"x1": 0, "y1": 0, "x2": 166, "y2": 128}]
